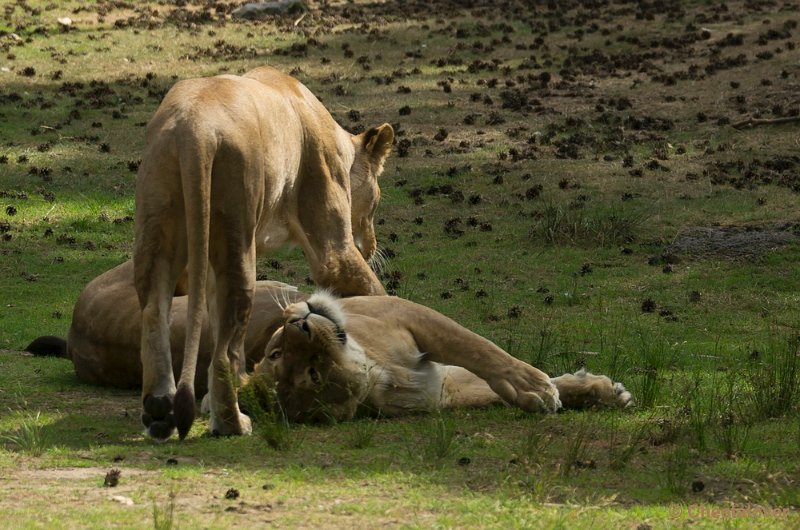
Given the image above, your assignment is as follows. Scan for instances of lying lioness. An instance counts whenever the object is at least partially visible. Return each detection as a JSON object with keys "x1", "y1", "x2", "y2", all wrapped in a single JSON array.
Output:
[
  {"x1": 29, "y1": 261, "x2": 632, "y2": 429},
  {"x1": 254, "y1": 291, "x2": 633, "y2": 423}
]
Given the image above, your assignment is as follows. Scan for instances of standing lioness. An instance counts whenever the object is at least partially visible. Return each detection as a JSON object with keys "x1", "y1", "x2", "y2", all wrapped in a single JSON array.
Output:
[{"x1": 134, "y1": 66, "x2": 392, "y2": 440}]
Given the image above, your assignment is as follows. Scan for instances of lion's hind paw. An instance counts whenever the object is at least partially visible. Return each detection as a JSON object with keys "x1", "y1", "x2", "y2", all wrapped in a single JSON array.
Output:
[
  {"x1": 209, "y1": 410, "x2": 253, "y2": 437},
  {"x1": 550, "y1": 369, "x2": 634, "y2": 410},
  {"x1": 142, "y1": 393, "x2": 176, "y2": 441},
  {"x1": 613, "y1": 381, "x2": 634, "y2": 409}
]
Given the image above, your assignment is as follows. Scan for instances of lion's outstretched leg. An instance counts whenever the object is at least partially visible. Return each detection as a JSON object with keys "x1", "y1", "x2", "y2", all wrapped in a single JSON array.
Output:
[
  {"x1": 342, "y1": 298, "x2": 560, "y2": 413},
  {"x1": 405, "y1": 307, "x2": 560, "y2": 413},
  {"x1": 440, "y1": 366, "x2": 504, "y2": 408},
  {"x1": 550, "y1": 369, "x2": 633, "y2": 410}
]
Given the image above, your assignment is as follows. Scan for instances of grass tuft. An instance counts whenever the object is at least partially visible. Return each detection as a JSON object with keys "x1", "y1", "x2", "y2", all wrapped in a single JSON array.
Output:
[
  {"x1": 746, "y1": 335, "x2": 800, "y2": 419},
  {"x1": 662, "y1": 445, "x2": 692, "y2": 497},
  {"x1": 529, "y1": 202, "x2": 645, "y2": 247},
  {"x1": 0, "y1": 411, "x2": 48, "y2": 456},
  {"x1": 152, "y1": 490, "x2": 176, "y2": 530},
  {"x1": 631, "y1": 333, "x2": 675, "y2": 409},
  {"x1": 420, "y1": 412, "x2": 458, "y2": 462},
  {"x1": 711, "y1": 372, "x2": 752, "y2": 459},
  {"x1": 238, "y1": 375, "x2": 293, "y2": 451},
  {"x1": 517, "y1": 417, "x2": 552, "y2": 467},
  {"x1": 605, "y1": 413, "x2": 649, "y2": 471},
  {"x1": 346, "y1": 418, "x2": 378, "y2": 450},
  {"x1": 559, "y1": 415, "x2": 591, "y2": 477}
]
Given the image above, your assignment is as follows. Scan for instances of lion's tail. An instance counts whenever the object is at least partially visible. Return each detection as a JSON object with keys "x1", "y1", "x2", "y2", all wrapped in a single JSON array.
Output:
[
  {"x1": 173, "y1": 126, "x2": 215, "y2": 440},
  {"x1": 25, "y1": 335, "x2": 69, "y2": 359}
]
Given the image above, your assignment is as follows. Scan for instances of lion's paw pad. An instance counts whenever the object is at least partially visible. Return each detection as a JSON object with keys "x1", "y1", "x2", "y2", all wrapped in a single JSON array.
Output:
[{"x1": 142, "y1": 394, "x2": 176, "y2": 440}]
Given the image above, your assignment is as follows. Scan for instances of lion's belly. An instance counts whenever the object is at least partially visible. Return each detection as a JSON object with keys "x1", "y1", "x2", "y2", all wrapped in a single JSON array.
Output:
[
  {"x1": 255, "y1": 218, "x2": 292, "y2": 253},
  {"x1": 367, "y1": 358, "x2": 447, "y2": 416},
  {"x1": 346, "y1": 321, "x2": 449, "y2": 415}
]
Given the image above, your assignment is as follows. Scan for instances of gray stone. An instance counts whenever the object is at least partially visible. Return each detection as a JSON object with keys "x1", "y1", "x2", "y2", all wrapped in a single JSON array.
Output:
[{"x1": 232, "y1": 0, "x2": 307, "y2": 19}]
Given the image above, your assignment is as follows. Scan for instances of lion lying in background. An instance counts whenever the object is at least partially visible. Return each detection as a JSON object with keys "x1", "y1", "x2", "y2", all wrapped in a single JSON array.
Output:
[{"x1": 29, "y1": 261, "x2": 632, "y2": 429}]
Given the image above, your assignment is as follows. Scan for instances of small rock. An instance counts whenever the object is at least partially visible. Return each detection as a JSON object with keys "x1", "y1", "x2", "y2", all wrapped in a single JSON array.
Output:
[
  {"x1": 232, "y1": 0, "x2": 306, "y2": 19},
  {"x1": 110, "y1": 495, "x2": 134, "y2": 506}
]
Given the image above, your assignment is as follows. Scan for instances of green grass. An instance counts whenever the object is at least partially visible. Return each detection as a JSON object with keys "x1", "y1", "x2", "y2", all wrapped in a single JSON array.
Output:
[{"x1": 2, "y1": 0, "x2": 800, "y2": 526}]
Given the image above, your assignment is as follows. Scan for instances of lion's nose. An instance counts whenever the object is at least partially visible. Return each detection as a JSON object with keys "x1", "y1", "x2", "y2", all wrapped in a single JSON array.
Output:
[{"x1": 290, "y1": 318, "x2": 310, "y2": 335}]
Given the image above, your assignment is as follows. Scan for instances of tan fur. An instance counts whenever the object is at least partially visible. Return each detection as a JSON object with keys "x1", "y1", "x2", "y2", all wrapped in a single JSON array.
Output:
[
  {"x1": 132, "y1": 66, "x2": 393, "y2": 439},
  {"x1": 62, "y1": 264, "x2": 631, "y2": 425},
  {"x1": 255, "y1": 294, "x2": 634, "y2": 422},
  {"x1": 67, "y1": 260, "x2": 305, "y2": 396}
]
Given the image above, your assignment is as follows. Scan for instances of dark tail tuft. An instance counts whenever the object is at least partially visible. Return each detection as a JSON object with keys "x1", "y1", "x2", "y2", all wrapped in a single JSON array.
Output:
[
  {"x1": 25, "y1": 336, "x2": 68, "y2": 358},
  {"x1": 174, "y1": 384, "x2": 196, "y2": 440}
]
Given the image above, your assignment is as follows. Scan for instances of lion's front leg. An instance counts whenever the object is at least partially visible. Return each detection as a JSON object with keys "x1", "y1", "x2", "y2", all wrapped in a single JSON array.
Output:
[
  {"x1": 296, "y1": 178, "x2": 386, "y2": 297},
  {"x1": 204, "y1": 244, "x2": 256, "y2": 437},
  {"x1": 353, "y1": 298, "x2": 562, "y2": 413}
]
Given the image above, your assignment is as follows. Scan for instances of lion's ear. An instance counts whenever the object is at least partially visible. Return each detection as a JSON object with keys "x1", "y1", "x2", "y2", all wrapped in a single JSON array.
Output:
[{"x1": 363, "y1": 123, "x2": 394, "y2": 172}]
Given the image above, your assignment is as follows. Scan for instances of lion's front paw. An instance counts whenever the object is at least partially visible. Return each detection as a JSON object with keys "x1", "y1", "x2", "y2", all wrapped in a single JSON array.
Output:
[
  {"x1": 489, "y1": 362, "x2": 561, "y2": 413},
  {"x1": 514, "y1": 384, "x2": 561, "y2": 413}
]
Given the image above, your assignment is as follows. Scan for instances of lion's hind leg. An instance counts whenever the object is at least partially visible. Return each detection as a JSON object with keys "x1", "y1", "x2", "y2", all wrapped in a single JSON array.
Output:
[
  {"x1": 205, "y1": 220, "x2": 257, "y2": 437},
  {"x1": 550, "y1": 369, "x2": 633, "y2": 410},
  {"x1": 135, "y1": 218, "x2": 187, "y2": 440}
]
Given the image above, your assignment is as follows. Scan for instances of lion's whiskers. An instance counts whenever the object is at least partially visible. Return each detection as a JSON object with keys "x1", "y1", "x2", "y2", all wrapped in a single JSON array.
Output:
[
  {"x1": 267, "y1": 288, "x2": 292, "y2": 312},
  {"x1": 279, "y1": 289, "x2": 291, "y2": 312},
  {"x1": 267, "y1": 289, "x2": 280, "y2": 309},
  {"x1": 284, "y1": 289, "x2": 293, "y2": 311},
  {"x1": 369, "y1": 246, "x2": 389, "y2": 276},
  {"x1": 267, "y1": 289, "x2": 284, "y2": 312}
]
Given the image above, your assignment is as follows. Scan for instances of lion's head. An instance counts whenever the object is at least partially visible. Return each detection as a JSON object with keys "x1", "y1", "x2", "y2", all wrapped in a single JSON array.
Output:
[
  {"x1": 349, "y1": 124, "x2": 394, "y2": 263},
  {"x1": 254, "y1": 292, "x2": 369, "y2": 423}
]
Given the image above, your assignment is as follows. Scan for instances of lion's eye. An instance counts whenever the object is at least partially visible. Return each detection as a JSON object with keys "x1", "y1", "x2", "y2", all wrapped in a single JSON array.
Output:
[
  {"x1": 269, "y1": 349, "x2": 282, "y2": 360},
  {"x1": 308, "y1": 367, "x2": 321, "y2": 385}
]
